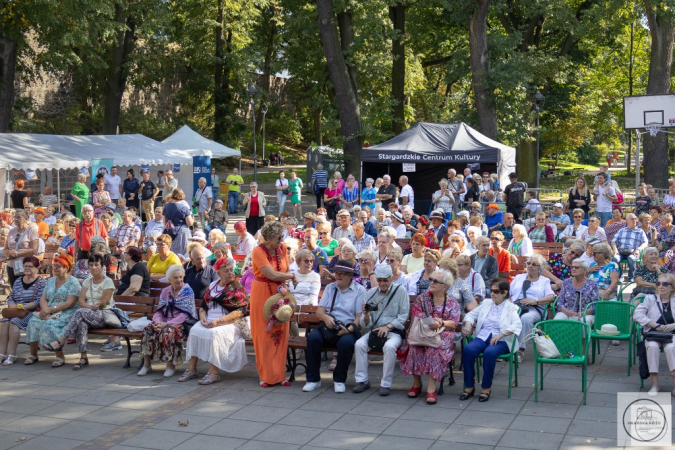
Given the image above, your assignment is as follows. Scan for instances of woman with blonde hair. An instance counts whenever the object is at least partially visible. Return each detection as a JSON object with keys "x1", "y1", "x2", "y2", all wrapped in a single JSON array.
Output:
[
  {"x1": 408, "y1": 249, "x2": 442, "y2": 295},
  {"x1": 568, "y1": 177, "x2": 591, "y2": 219}
]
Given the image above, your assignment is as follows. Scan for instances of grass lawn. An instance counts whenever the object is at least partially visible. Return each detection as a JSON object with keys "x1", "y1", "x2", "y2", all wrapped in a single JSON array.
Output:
[{"x1": 243, "y1": 168, "x2": 307, "y2": 184}]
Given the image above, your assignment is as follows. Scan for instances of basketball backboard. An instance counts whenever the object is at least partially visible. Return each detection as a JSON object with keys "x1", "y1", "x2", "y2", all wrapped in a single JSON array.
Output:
[{"x1": 624, "y1": 94, "x2": 675, "y2": 129}]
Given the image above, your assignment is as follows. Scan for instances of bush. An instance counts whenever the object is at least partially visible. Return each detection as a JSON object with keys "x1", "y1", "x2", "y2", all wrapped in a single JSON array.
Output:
[
  {"x1": 266, "y1": 111, "x2": 303, "y2": 145},
  {"x1": 576, "y1": 142, "x2": 601, "y2": 165}
]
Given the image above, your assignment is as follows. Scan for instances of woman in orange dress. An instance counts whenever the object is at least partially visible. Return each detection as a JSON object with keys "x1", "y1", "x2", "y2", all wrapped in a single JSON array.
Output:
[{"x1": 250, "y1": 221, "x2": 296, "y2": 386}]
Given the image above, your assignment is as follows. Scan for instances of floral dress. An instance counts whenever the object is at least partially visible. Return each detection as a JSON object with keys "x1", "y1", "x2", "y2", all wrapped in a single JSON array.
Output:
[
  {"x1": 658, "y1": 226, "x2": 675, "y2": 258},
  {"x1": 26, "y1": 276, "x2": 81, "y2": 346},
  {"x1": 588, "y1": 261, "x2": 619, "y2": 296},
  {"x1": 633, "y1": 264, "x2": 669, "y2": 297},
  {"x1": 424, "y1": 229, "x2": 439, "y2": 249},
  {"x1": 401, "y1": 292, "x2": 461, "y2": 382},
  {"x1": 447, "y1": 279, "x2": 475, "y2": 316}
]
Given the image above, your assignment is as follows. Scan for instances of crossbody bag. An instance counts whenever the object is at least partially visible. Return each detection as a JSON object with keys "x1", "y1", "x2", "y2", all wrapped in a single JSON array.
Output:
[{"x1": 367, "y1": 285, "x2": 405, "y2": 352}]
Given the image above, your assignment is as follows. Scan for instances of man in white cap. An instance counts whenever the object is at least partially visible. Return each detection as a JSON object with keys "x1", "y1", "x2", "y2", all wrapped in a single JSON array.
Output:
[
  {"x1": 549, "y1": 203, "x2": 570, "y2": 238},
  {"x1": 353, "y1": 264, "x2": 409, "y2": 396},
  {"x1": 332, "y1": 209, "x2": 354, "y2": 240},
  {"x1": 457, "y1": 210, "x2": 470, "y2": 235}
]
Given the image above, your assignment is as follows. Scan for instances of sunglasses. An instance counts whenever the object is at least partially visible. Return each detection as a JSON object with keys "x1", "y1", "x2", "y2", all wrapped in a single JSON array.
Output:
[
  {"x1": 386, "y1": 258, "x2": 398, "y2": 263},
  {"x1": 656, "y1": 282, "x2": 672, "y2": 287},
  {"x1": 525, "y1": 262, "x2": 539, "y2": 267},
  {"x1": 570, "y1": 266, "x2": 582, "y2": 270},
  {"x1": 301, "y1": 259, "x2": 314, "y2": 264},
  {"x1": 490, "y1": 289, "x2": 504, "y2": 294},
  {"x1": 376, "y1": 278, "x2": 390, "y2": 282},
  {"x1": 490, "y1": 237, "x2": 500, "y2": 241},
  {"x1": 574, "y1": 215, "x2": 583, "y2": 218},
  {"x1": 429, "y1": 278, "x2": 445, "y2": 285}
]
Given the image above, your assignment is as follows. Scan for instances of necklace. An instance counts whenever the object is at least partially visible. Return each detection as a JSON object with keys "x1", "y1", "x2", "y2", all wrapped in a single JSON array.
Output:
[{"x1": 262, "y1": 244, "x2": 282, "y2": 271}]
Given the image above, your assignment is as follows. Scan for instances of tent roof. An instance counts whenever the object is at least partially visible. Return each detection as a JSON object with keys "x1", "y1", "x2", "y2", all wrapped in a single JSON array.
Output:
[
  {"x1": 0, "y1": 133, "x2": 194, "y2": 171},
  {"x1": 361, "y1": 122, "x2": 514, "y2": 163},
  {"x1": 162, "y1": 125, "x2": 240, "y2": 158}
]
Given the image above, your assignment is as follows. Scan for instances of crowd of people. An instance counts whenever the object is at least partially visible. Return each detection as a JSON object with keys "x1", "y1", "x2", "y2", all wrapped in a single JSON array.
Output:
[{"x1": 1, "y1": 162, "x2": 674, "y2": 401}]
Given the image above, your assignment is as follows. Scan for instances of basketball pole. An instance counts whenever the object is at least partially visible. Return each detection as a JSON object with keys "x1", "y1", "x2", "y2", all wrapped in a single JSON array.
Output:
[{"x1": 635, "y1": 130, "x2": 640, "y2": 196}]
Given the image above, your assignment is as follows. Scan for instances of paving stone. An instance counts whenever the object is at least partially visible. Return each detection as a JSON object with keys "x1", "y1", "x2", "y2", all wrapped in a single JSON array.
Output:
[
  {"x1": 109, "y1": 394, "x2": 174, "y2": 411},
  {"x1": 139, "y1": 383, "x2": 201, "y2": 398},
  {"x1": 200, "y1": 419, "x2": 271, "y2": 440},
  {"x1": 497, "y1": 429, "x2": 564, "y2": 449},
  {"x1": 568, "y1": 418, "x2": 619, "y2": 440},
  {"x1": 254, "y1": 424, "x2": 323, "y2": 446},
  {"x1": 45, "y1": 421, "x2": 117, "y2": 441},
  {"x1": 299, "y1": 397, "x2": 365, "y2": 414},
  {"x1": 0, "y1": 415, "x2": 68, "y2": 435},
  {"x1": 328, "y1": 414, "x2": 395, "y2": 434},
  {"x1": 519, "y1": 401, "x2": 579, "y2": 419},
  {"x1": 558, "y1": 435, "x2": 619, "y2": 449},
  {"x1": 0, "y1": 397, "x2": 57, "y2": 415},
  {"x1": 0, "y1": 431, "x2": 37, "y2": 450},
  {"x1": 65, "y1": 389, "x2": 133, "y2": 406},
  {"x1": 251, "y1": 392, "x2": 312, "y2": 409},
  {"x1": 150, "y1": 414, "x2": 221, "y2": 434},
  {"x1": 208, "y1": 388, "x2": 269, "y2": 405},
  {"x1": 180, "y1": 401, "x2": 243, "y2": 419},
  {"x1": 509, "y1": 414, "x2": 571, "y2": 433},
  {"x1": 171, "y1": 434, "x2": 248, "y2": 450},
  {"x1": 383, "y1": 419, "x2": 449, "y2": 440},
  {"x1": 278, "y1": 410, "x2": 343, "y2": 429},
  {"x1": 238, "y1": 442, "x2": 299, "y2": 450},
  {"x1": 306, "y1": 430, "x2": 377, "y2": 450},
  {"x1": 466, "y1": 397, "x2": 526, "y2": 413},
  {"x1": 0, "y1": 411, "x2": 24, "y2": 427},
  {"x1": 429, "y1": 443, "x2": 493, "y2": 450},
  {"x1": 439, "y1": 424, "x2": 506, "y2": 446},
  {"x1": 11, "y1": 435, "x2": 83, "y2": 450},
  {"x1": 228, "y1": 405, "x2": 294, "y2": 423},
  {"x1": 399, "y1": 406, "x2": 461, "y2": 424},
  {"x1": 364, "y1": 435, "x2": 434, "y2": 450},
  {"x1": 349, "y1": 400, "x2": 406, "y2": 419},
  {"x1": 531, "y1": 388, "x2": 586, "y2": 405},
  {"x1": 454, "y1": 409, "x2": 516, "y2": 429},
  {"x1": 118, "y1": 429, "x2": 194, "y2": 450},
  {"x1": 64, "y1": 406, "x2": 142, "y2": 424},
  {"x1": 573, "y1": 405, "x2": 618, "y2": 423}
]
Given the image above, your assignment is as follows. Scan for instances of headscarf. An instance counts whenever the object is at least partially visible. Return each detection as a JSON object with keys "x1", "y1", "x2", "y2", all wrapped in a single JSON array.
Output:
[
  {"x1": 53, "y1": 254, "x2": 74, "y2": 271},
  {"x1": 157, "y1": 284, "x2": 197, "y2": 321}
]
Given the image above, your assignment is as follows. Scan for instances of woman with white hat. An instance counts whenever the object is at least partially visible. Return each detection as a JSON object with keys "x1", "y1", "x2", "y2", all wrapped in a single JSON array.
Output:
[{"x1": 634, "y1": 272, "x2": 675, "y2": 396}]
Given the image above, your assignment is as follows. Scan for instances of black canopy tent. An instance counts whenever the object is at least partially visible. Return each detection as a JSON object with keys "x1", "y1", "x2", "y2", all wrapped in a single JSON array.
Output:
[{"x1": 360, "y1": 122, "x2": 516, "y2": 214}]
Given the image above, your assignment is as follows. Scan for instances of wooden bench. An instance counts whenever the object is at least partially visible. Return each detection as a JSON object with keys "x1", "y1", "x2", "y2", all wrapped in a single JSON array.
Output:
[{"x1": 88, "y1": 295, "x2": 158, "y2": 368}]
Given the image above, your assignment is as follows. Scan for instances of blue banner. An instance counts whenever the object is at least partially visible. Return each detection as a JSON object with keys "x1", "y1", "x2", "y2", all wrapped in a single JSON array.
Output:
[
  {"x1": 141, "y1": 164, "x2": 150, "y2": 174},
  {"x1": 173, "y1": 163, "x2": 181, "y2": 173},
  {"x1": 192, "y1": 156, "x2": 211, "y2": 198},
  {"x1": 91, "y1": 159, "x2": 113, "y2": 178}
]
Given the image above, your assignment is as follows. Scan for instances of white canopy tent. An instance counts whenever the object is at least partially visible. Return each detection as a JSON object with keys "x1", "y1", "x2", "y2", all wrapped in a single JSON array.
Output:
[
  {"x1": 0, "y1": 133, "x2": 196, "y2": 209},
  {"x1": 162, "y1": 125, "x2": 241, "y2": 159}
]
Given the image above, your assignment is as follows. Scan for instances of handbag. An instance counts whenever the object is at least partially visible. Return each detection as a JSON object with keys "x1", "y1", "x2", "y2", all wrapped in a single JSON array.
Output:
[
  {"x1": 127, "y1": 316, "x2": 151, "y2": 332},
  {"x1": 366, "y1": 285, "x2": 404, "y2": 352},
  {"x1": 2, "y1": 280, "x2": 39, "y2": 319},
  {"x1": 522, "y1": 328, "x2": 560, "y2": 359},
  {"x1": 636, "y1": 339, "x2": 650, "y2": 380},
  {"x1": 407, "y1": 317, "x2": 443, "y2": 348},
  {"x1": 643, "y1": 331, "x2": 673, "y2": 343},
  {"x1": 101, "y1": 309, "x2": 122, "y2": 328}
]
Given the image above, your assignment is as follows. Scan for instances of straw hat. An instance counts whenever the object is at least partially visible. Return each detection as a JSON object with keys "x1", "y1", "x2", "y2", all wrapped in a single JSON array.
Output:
[
  {"x1": 597, "y1": 324, "x2": 620, "y2": 336},
  {"x1": 263, "y1": 292, "x2": 297, "y2": 324}
]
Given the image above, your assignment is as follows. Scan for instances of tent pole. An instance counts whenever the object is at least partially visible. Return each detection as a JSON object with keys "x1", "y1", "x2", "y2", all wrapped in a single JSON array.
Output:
[{"x1": 57, "y1": 169, "x2": 61, "y2": 211}]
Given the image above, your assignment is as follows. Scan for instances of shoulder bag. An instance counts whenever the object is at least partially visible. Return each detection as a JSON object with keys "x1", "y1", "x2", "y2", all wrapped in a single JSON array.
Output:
[
  {"x1": 644, "y1": 299, "x2": 674, "y2": 343},
  {"x1": 278, "y1": 180, "x2": 290, "y2": 196},
  {"x1": 407, "y1": 297, "x2": 445, "y2": 348},
  {"x1": 1, "y1": 281, "x2": 38, "y2": 319},
  {"x1": 367, "y1": 285, "x2": 404, "y2": 352},
  {"x1": 317, "y1": 288, "x2": 343, "y2": 340},
  {"x1": 521, "y1": 327, "x2": 560, "y2": 359}
]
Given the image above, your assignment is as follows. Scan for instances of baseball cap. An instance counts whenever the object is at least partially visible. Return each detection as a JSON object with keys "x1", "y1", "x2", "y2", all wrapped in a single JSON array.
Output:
[
  {"x1": 553, "y1": 203, "x2": 563, "y2": 208},
  {"x1": 508, "y1": 172, "x2": 517, "y2": 179}
]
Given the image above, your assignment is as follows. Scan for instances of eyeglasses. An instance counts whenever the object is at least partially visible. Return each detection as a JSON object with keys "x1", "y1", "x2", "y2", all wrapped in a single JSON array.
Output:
[
  {"x1": 570, "y1": 266, "x2": 582, "y2": 270},
  {"x1": 450, "y1": 239, "x2": 462, "y2": 243},
  {"x1": 490, "y1": 237, "x2": 500, "y2": 241},
  {"x1": 301, "y1": 259, "x2": 314, "y2": 264},
  {"x1": 536, "y1": 218, "x2": 545, "y2": 222},
  {"x1": 429, "y1": 278, "x2": 445, "y2": 285},
  {"x1": 22, "y1": 265, "x2": 36, "y2": 270},
  {"x1": 656, "y1": 282, "x2": 672, "y2": 287},
  {"x1": 525, "y1": 262, "x2": 539, "y2": 267},
  {"x1": 573, "y1": 215, "x2": 583, "y2": 218},
  {"x1": 156, "y1": 243, "x2": 166, "y2": 247},
  {"x1": 490, "y1": 289, "x2": 504, "y2": 294},
  {"x1": 386, "y1": 258, "x2": 398, "y2": 263},
  {"x1": 376, "y1": 278, "x2": 390, "y2": 282}
]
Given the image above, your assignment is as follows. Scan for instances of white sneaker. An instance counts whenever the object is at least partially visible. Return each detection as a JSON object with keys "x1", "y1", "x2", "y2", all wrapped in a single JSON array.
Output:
[
  {"x1": 648, "y1": 386, "x2": 659, "y2": 397},
  {"x1": 334, "y1": 382, "x2": 346, "y2": 393},
  {"x1": 611, "y1": 340, "x2": 620, "y2": 346},
  {"x1": 137, "y1": 365, "x2": 151, "y2": 376},
  {"x1": 302, "y1": 381, "x2": 322, "y2": 392},
  {"x1": 163, "y1": 367, "x2": 175, "y2": 378}
]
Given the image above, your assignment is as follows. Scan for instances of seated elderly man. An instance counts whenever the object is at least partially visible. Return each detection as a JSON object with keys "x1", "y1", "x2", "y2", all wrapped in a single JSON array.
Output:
[
  {"x1": 350, "y1": 220, "x2": 375, "y2": 253},
  {"x1": 357, "y1": 210, "x2": 377, "y2": 238},
  {"x1": 353, "y1": 264, "x2": 409, "y2": 396},
  {"x1": 332, "y1": 210, "x2": 354, "y2": 240},
  {"x1": 303, "y1": 260, "x2": 366, "y2": 393},
  {"x1": 470, "y1": 236, "x2": 499, "y2": 293},
  {"x1": 428, "y1": 210, "x2": 447, "y2": 242},
  {"x1": 549, "y1": 203, "x2": 571, "y2": 238},
  {"x1": 184, "y1": 246, "x2": 219, "y2": 300},
  {"x1": 109, "y1": 210, "x2": 141, "y2": 258},
  {"x1": 485, "y1": 203, "x2": 504, "y2": 234},
  {"x1": 611, "y1": 213, "x2": 648, "y2": 282}
]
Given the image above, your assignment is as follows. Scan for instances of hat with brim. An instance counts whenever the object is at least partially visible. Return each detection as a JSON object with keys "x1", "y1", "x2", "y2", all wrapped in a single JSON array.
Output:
[
  {"x1": 338, "y1": 210, "x2": 351, "y2": 217},
  {"x1": 457, "y1": 211, "x2": 470, "y2": 218},
  {"x1": 331, "y1": 260, "x2": 356, "y2": 274},
  {"x1": 189, "y1": 231, "x2": 207, "y2": 242},
  {"x1": 430, "y1": 210, "x2": 445, "y2": 220},
  {"x1": 392, "y1": 212, "x2": 404, "y2": 223},
  {"x1": 597, "y1": 324, "x2": 620, "y2": 336},
  {"x1": 263, "y1": 292, "x2": 298, "y2": 323},
  {"x1": 33, "y1": 207, "x2": 46, "y2": 216}
]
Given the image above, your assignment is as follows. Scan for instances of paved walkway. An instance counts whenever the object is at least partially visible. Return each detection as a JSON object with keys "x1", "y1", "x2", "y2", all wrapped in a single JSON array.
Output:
[{"x1": 0, "y1": 336, "x2": 672, "y2": 450}]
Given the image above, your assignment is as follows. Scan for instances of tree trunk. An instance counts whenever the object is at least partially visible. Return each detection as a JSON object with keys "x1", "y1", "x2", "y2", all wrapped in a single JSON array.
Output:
[
  {"x1": 469, "y1": 0, "x2": 498, "y2": 139},
  {"x1": 0, "y1": 37, "x2": 17, "y2": 132},
  {"x1": 213, "y1": 0, "x2": 227, "y2": 143},
  {"x1": 256, "y1": 4, "x2": 278, "y2": 136},
  {"x1": 102, "y1": 3, "x2": 136, "y2": 134},
  {"x1": 643, "y1": 0, "x2": 674, "y2": 188},
  {"x1": 316, "y1": 0, "x2": 363, "y2": 177},
  {"x1": 390, "y1": 1, "x2": 406, "y2": 135},
  {"x1": 336, "y1": 9, "x2": 358, "y2": 100},
  {"x1": 516, "y1": 139, "x2": 537, "y2": 188}
]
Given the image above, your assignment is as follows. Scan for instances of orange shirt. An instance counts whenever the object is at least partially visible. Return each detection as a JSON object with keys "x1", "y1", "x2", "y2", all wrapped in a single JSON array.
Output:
[
  {"x1": 489, "y1": 246, "x2": 512, "y2": 281},
  {"x1": 35, "y1": 220, "x2": 49, "y2": 237},
  {"x1": 74, "y1": 219, "x2": 108, "y2": 251}
]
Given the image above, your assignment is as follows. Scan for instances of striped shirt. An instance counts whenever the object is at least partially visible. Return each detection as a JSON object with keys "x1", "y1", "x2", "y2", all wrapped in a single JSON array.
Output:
[
  {"x1": 311, "y1": 170, "x2": 329, "y2": 188},
  {"x1": 342, "y1": 186, "x2": 360, "y2": 204},
  {"x1": 612, "y1": 227, "x2": 647, "y2": 251}
]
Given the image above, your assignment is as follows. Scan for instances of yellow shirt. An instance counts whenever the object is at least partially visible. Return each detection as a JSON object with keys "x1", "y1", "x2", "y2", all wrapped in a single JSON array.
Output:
[
  {"x1": 147, "y1": 251, "x2": 182, "y2": 275},
  {"x1": 225, "y1": 175, "x2": 244, "y2": 193}
]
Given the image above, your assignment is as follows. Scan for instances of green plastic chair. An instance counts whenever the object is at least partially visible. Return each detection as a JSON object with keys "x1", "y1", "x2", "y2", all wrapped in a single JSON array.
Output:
[
  {"x1": 618, "y1": 281, "x2": 635, "y2": 302},
  {"x1": 545, "y1": 296, "x2": 558, "y2": 319},
  {"x1": 584, "y1": 301, "x2": 635, "y2": 376},
  {"x1": 464, "y1": 334, "x2": 519, "y2": 398},
  {"x1": 533, "y1": 320, "x2": 590, "y2": 405}
]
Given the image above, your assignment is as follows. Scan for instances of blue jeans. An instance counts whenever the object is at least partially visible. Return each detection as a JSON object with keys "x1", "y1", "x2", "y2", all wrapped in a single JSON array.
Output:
[
  {"x1": 228, "y1": 191, "x2": 240, "y2": 214},
  {"x1": 277, "y1": 192, "x2": 287, "y2": 216},
  {"x1": 597, "y1": 211, "x2": 612, "y2": 227},
  {"x1": 204, "y1": 223, "x2": 226, "y2": 235},
  {"x1": 613, "y1": 253, "x2": 637, "y2": 280},
  {"x1": 462, "y1": 335, "x2": 510, "y2": 389}
]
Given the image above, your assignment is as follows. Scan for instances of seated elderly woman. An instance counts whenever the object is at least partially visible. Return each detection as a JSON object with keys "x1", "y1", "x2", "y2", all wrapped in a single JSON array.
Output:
[
  {"x1": 528, "y1": 212, "x2": 555, "y2": 243},
  {"x1": 408, "y1": 249, "x2": 442, "y2": 295},
  {"x1": 437, "y1": 257, "x2": 477, "y2": 315},
  {"x1": 322, "y1": 241, "x2": 359, "y2": 284},
  {"x1": 456, "y1": 254, "x2": 486, "y2": 303},
  {"x1": 72, "y1": 236, "x2": 119, "y2": 283},
  {"x1": 633, "y1": 247, "x2": 668, "y2": 299},
  {"x1": 43, "y1": 254, "x2": 129, "y2": 370},
  {"x1": 554, "y1": 259, "x2": 599, "y2": 326},
  {"x1": 588, "y1": 242, "x2": 620, "y2": 301},
  {"x1": 560, "y1": 209, "x2": 589, "y2": 243},
  {"x1": 401, "y1": 268, "x2": 460, "y2": 405},
  {"x1": 634, "y1": 272, "x2": 675, "y2": 396},
  {"x1": 147, "y1": 234, "x2": 182, "y2": 281},
  {"x1": 510, "y1": 253, "x2": 556, "y2": 362},
  {"x1": 384, "y1": 247, "x2": 410, "y2": 290},
  {"x1": 507, "y1": 224, "x2": 534, "y2": 261},
  {"x1": 442, "y1": 234, "x2": 471, "y2": 259},
  {"x1": 401, "y1": 233, "x2": 426, "y2": 274},
  {"x1": 179, "y1": 258, "x2": 250, "y2": 385},
  {"x1": 460, "y1": 278, "x2": 522, "y2": 402},
  {"x1": 25, "y1": 255, "x2": 81, "y2": 367},
  {"x1": 138, "y1": 264, "x2": 197, "y2": 377},
  {"x1": 356, "y1": 250, "x2": 375, "y2": 290},
  {"x1": 0, "y1": 257, "x2": 47, "y2": 366},
  {"x1": 542, "y1": 239, "x2": 587, "y2": 291},
  {"x1": 209, "y1": 241, "x2": 231, "y2": 267}
]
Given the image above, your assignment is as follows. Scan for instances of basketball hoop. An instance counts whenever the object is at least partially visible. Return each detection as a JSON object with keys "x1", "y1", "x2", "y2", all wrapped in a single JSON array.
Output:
[{"x1": 646, "y1": 122, "x2": 662, "y2": 137}]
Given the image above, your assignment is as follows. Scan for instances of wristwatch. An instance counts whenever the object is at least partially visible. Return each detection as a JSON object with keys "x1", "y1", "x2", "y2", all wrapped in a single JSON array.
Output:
[{"x1": 387, "y1": 323, "x2": 394, "y2": 330}]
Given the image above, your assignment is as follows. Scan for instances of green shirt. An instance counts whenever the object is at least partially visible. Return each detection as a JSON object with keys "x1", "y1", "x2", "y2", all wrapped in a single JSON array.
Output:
[
  {"x1": 226, "y1": 174, "x2": 244, "y2": 193},
  {"x1": 317, "y1": 239, "x2": 339, "y2": 257}
]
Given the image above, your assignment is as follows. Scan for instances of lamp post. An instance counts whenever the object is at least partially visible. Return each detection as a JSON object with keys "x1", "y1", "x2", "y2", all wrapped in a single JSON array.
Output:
[
  {"x1": 59, "y1": 84, "x2": 70, "y2": 134},
  {"x1": 534, "y1": 90, "x2": 545, "y2": 189},
  {"x1": 247, "y1": 85, "x2": 259, "y2": 183},
  {"x1": 261, "y1": 102, "x2": 268, "y2": 163}
]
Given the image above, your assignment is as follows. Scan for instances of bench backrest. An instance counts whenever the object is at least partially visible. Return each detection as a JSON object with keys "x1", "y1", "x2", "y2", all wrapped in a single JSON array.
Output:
[{"x1": 112, "y1": 295, "x2": 158, "y2": 318}]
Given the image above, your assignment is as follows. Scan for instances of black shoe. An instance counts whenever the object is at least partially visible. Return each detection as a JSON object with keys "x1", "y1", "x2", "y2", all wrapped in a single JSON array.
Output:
[
  {"x1": 478, "y1": 391, "x2": 491, "y2": 402},
  {"x1": 379, "y1": 387, "x2": 390, "y2": 396},
  {"x1": 459, "y1": 389, "x2": 475, "y2": 401},
  {"x1": 352, "y1": 381, "x2": 371, "y2": 393}
]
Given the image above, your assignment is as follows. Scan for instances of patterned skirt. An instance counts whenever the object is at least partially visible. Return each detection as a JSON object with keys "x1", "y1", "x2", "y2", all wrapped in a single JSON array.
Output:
[
  {"x1": 400, "y1": 330, "x2": 456, "y2": 382},
  {"x1": 25, "y1": 309, "x2": 78, "y2": 346},
  {"x1": 140, "y1": 324, "x2": 186, "y2": 364},
  {"x1": 169, "y1": 226, "x2": 191, "y2": 257}
]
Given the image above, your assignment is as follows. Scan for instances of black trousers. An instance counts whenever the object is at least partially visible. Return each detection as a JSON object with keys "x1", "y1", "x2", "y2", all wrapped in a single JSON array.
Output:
[
  {"x1": 246, "y1": 216, "x2": 264, "y2": 236},
  {"x1": 507, "y1": 205, "x2": 523, "y2": 223},
  {"x1": 315, "y1": 187, "x2": 326, "y2": 209},
  {"x1": 306, "y1": 328, "x2": 360, "y2": 383}
]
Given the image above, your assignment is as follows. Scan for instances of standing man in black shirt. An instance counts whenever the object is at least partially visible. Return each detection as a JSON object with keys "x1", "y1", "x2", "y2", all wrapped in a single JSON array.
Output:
[
  {"x1": 139, "y1": 170, "x2": 159, "y2": 223},
  {"x1": 376, "y1": 175, "x2": 397, "y2": 209},
  {"x1": 503, "y1": 172, "x2": 526, "y2": 223}
]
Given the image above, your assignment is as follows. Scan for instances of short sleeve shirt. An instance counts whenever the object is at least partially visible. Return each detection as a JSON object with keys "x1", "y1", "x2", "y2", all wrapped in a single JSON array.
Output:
[
  {"x1": 140, "y1": 180, "x2": 157, "y2": 200},
  {"x1": 319, "y1": 281, "x2": 366, "y2": 324},
  {"x1": 195, "y1": 187, "x2": 213, "y2": 212},
  {"x1": 104, "y1": 174, "x2": 122, "y2": 199},
  {"x1": 377, "y1": 184, "x2": 397, "y2": 207},
  {"x1": 82, "y1": 276, "x2": 115, "y2": 308},
  {"x1": 6, "y1": 224, "x2": 39, "y2": 263}
]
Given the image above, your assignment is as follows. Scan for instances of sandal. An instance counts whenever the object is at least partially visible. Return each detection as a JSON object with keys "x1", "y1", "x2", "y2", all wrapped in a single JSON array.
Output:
[
  {"x1": 328, "y1": 357, "x2": 338, "y2": 372},
  {"x1": 51, "y1": 358, "x2": 65, "y2": 368},
  {"x1": 459, "y1": 389, "x2": 475, "y2": 401},
  {"x1": 260, "y1": 381, "x2": 270, "y2": 387},
  {"x1": 43, "y1": 340, "x2": 65, "y2": 352},
  {"x1": 478, "y1": 391, "x2": 491, "y2": 402},
  {"x1": 177, "y1": 369, "x2": 199, "y2": 382},
  {"x1": 281, "y1": 380, "x2": 291, "y2": 387},
  {"x1": 198, "y1": 372, "x2": 221, "y2": 385},
  {"x1": 24, "y1": 355, "x2": 39, "y2": 365},
  {"x1": 73, "y1": 357, "x2": 88, "y2": 370},
  {"x1": 2, "y1": 355, "x2": 17, "y2": 366},
  {"x1": 407, "y1": 385, "x2": 423, "y2": 398},
  {"x1": 426, "y1": 391, "x2": 437, "y2": 405}
]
